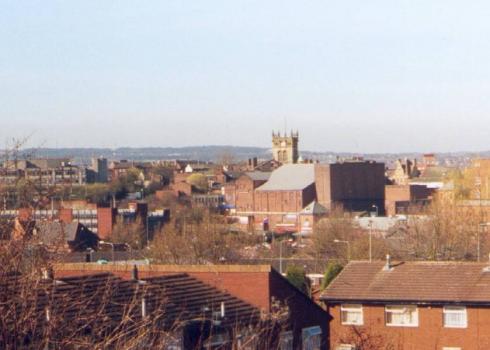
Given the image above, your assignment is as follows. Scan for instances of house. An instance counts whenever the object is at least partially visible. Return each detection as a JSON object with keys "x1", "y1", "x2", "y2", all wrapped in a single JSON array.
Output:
[
  {"x1": 55, "y1": 263, "x2": 330, "y2": 349},
  {"x1": 1, "y1": 269, "x2": 280, "y2": 349},
  {"x1": 321, "y1": 258, "x2": 490, "y2": 350},
  {"x1": 389, "y1": 159, "x2": 420, "y2": 185},
  {"x1": 34, "y1": 221, "x2": 99, "y2": 251}
]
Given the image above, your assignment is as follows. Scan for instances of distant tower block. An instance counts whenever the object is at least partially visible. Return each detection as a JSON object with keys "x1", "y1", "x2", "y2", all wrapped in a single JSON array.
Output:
[{"x1": 272, "y1": 130, "x2": 299, "y2": 164}]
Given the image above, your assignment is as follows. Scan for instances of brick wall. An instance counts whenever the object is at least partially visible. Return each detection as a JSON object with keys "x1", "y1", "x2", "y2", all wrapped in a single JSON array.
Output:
[
  {"x1": 59, "y1": 208, "x2": 74, "y2": 223},
  {"x1": 315, "y1": 162, "x2": 386, "y2": 213},
  {"x1": 329, "y1": 303, "x2": 490, "y2": 350},
  {"x1": 97, "y1": 207, "x2": 115, "y2": 239}
]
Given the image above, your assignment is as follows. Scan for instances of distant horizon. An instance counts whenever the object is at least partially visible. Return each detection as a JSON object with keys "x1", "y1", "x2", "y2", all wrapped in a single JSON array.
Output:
[{"x1": 10, "y1": 144, "x2": 490, "y2": 156}]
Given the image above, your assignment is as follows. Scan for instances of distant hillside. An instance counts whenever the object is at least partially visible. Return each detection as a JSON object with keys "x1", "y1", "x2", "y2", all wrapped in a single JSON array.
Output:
[
  {"x1": 15, "y1": 146, "x2": 271, "y2": 164},
  {"x1": 3, "y1": 146, "x2": 481, "y2": 167}
]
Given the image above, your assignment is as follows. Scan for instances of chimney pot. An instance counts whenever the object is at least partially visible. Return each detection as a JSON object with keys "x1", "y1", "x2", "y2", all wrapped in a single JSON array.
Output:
[{"x1": 383, "y1": 254, "x2": 392, "y2": 271}]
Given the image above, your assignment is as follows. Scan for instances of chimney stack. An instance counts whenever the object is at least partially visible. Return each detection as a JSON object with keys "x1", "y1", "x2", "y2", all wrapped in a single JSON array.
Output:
[
  {"x1": 131, "y1": 265, "x2": 139, "y2": 281},
  {"x1": 383, "y1": 254, "x2": 392, "y2": 271},
  {"x1": 42, "y1": 267, "x2": 54, "y2": 280},
  {"x1": 220, "y1": 301, "x2": 225, "y2": 318}
]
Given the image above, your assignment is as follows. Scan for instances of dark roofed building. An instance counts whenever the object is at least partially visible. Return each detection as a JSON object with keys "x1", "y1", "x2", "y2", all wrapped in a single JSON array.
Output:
[
  {"x1": 321, "y1": 259, "x2": 490, "y2": 350},
  {"x1": 0, "y1": 270, "x2": 272, "y2": 349},
  {"x1": 34, "y1": 221, "x2": 98, "y2": 251},
  {"x1": 55, "y1": 263, "x2": 330, "y2": 349}
]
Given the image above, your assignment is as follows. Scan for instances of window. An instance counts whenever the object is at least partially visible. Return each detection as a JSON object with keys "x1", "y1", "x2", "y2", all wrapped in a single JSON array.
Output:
[
  {"x1": 336, "y1": 345, "x2": 357, "y2": 350},
  {"x1": 302, "y1": 326, "x2": 322, "y2": 350},
  {"x1": 385, "y1": 305, "x2": 418, "y2": 327},
  {"x1": 443, "y1": 306, "x2": 467, "y2": 328},
  {"x1": 164, "y1": 335, "x2": 182, "y2": 350},
  {"x1": 279, "y1": 331, "x2": 293, "y2": 350},
  {"x1": 341, "y1": 304, "x2": 363, "y2": 325}
]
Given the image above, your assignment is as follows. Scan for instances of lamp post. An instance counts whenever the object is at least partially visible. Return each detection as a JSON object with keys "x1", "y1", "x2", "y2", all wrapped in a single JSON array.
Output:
[
  {"x1": 478, "y1": 223, "x2": 489, "y2": 262},
  {"x1": 146, "y1": 214, "x2": 150, "y2": 249},
  {"x1": 368, "y1": 220, "x2": 373, "y2": 262},
  {"x1": 333, "y1": 239, "x2": 351, "y2": 261},
  {"x1": 100, "y1": 240, "x2": 115, "y2": 263},
  {"x1": 279, "y1": 240, "x2": 285, "y2": 274}
]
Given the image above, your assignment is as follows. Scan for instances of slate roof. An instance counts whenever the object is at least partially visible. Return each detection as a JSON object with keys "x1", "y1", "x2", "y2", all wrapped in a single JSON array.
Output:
[
  {"x1": 300, "y1": 202, "x2": 327, "y2": 215},
  {"x1": 35, "y1": 221, "x2": 80, "y2": 244},
  {"x1": 321, "y1": 260, "x2": 490, "y2": 304},
  {"x1": 243, "y1": 171, "x2": 271, "y2": 182},
  {"x1": 257, "y1": 164, "x2": 315, "y2": 191},
  {"x1": 2, "y1": 271, "x2": 262, "y2": 330}
]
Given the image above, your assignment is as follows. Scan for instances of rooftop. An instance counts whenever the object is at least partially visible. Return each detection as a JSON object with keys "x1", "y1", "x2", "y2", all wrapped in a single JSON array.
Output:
[
  {"x1": 243, "y1": 171, "x2": 271, "y2": 182},
  {"x1": 321, "y1": 260, "x2": 490, "y2": 304},
  {"x1": 256, "y1": 164, "x2": 315, "y2": 191}
]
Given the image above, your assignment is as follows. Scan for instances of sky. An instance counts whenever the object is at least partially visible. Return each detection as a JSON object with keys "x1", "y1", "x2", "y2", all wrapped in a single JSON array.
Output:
[{"x1": 2, "y1": 1, "x2": 490, "y2": 153}]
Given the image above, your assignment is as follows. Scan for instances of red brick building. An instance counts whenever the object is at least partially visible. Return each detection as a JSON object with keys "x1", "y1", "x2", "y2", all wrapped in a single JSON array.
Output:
[
  {"x1": 223, "y1": 172, "x2": 271, "y2": 211},
  {"x1": 55, "y1": 263, "x2": 330, "y2": 349},
  {"x1": 315, "y1": 160, "x2": 386, "y2": 215},
  {"x1": 385, "y1": 184, "x2": 435, "y2": 216},
  {"x1": 247, "y1": 164, "x2": 321, "y2": 233},
  {"x1": 322, "y1": 259, "x2": 490, "y2": 350}
]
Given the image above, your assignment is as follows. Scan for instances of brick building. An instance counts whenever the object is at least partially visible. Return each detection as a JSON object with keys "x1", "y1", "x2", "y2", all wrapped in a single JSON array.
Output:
[
  {"x1": 322, "y1": 259, "x2": 490, "y2": 350},
  {"x1": 223, "y1": 172, "x2": 271, "y2": 211},
  {"x1": 315, "y1": 160, "x2": 386, "y2": 214},
  {"x1": 385, "y1": 184, "x2": 435, "y2": 216},
  {"x1": 0, "y1": 201, "x2": 168, "y2": 240},
  {"x1": 250, "y1": 164, "x2": 322, "y2": 233},
  {"x1": 55, "y1": 263, "x2": 330, "y2": 349},
  {"x1": 389, "y1": 159, "x2": 421, "y2": 185},
  {"x1": 0, "y1": 158, "x2": 84, "y2": 186}
]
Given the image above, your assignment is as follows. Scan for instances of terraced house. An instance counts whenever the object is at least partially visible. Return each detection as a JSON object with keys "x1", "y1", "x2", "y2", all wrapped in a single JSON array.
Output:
[{"x1": 321, "y1": 258, "x2": 490, "y2": 350}]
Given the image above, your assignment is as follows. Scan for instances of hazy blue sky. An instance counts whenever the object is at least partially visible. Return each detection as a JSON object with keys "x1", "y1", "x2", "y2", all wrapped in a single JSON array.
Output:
[{"x1": 2, "y1": 1, "x2": 490, "y2": 153}]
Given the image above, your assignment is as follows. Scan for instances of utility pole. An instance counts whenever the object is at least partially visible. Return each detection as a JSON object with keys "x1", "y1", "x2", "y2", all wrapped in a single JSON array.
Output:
[
  {"x1": 279, "y1": 240, "x2": 284, "y2": 274},
  {"x1": 369, "y1": 220, "x2": 373, "y2": 262},
  {"x1": 333, "y1": 239, "x2": 351, "y2": 261}
]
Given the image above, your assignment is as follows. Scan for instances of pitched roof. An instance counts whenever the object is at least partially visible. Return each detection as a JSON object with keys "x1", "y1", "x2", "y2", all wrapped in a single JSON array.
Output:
[
  {"x1": 35, "y1": 221, "x2": 81, "y2": 244},
  {"x1": 243, "y1": 171, "x2": 271, "y2": 182},
  {"x1": 257, "y1": 164, "x2": 315, "y2": 191},
  {"x1": 3, "y1": 271, "x2": 262, "y2": 331},
  {"x1": 300, "y1": 202, "x2": 327, "y2": 215},
  {"x1": 321, "y1": 260, "x2": 490, "y2": 304}
]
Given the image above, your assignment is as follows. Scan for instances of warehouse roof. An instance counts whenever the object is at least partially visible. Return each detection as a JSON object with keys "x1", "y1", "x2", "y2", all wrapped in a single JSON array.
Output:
[{"x1": 257, "y1": 164, "x2": 315, "y2": 191}]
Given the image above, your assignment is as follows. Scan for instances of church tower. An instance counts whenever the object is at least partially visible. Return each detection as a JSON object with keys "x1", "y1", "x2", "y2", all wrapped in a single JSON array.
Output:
[{"x1": 272, "y1": 130, "x2": 299, "y2": 164}]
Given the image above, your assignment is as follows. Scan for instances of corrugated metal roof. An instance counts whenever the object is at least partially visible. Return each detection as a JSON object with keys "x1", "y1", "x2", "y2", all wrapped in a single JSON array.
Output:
[{"x1": 257, "y1": 164, "x2": 315, "y2": 191}]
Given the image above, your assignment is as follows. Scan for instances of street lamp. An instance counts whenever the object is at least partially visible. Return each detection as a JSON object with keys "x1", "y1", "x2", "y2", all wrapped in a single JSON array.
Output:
[
  {"x1": 100, "y1": 240, "x2": 115, "y2": 263},
  {"x1": 279, "y1": 240, "x2": 286, "y2": 274},
  {"x1": 146, "y1": 215, "x2": 150, "y2": 249},
  {"x1": 478, "y1": 223, "x2": 490, "y2": 262},
  {"x1": 368, "y1": 220, "x2": 374, "y2": 262},
  {"x1": 333, "y1": 239, "x2": 351, "y2": 261}
]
